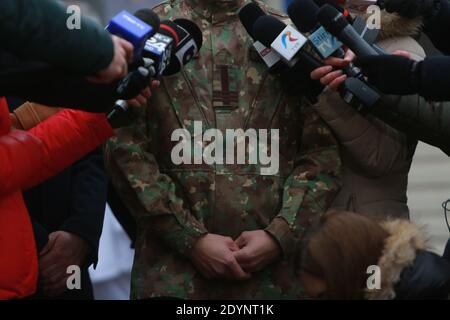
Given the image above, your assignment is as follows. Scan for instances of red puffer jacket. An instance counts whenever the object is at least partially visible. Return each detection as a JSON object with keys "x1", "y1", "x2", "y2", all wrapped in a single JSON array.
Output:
[{"x1": 0, "y1": 97, "x2": 113, "y2": 299}]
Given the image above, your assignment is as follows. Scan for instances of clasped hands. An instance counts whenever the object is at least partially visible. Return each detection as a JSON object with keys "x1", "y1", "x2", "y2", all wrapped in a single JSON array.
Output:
[{"x1": 191, "y1": 230, "x2": 281, "y2": 281}]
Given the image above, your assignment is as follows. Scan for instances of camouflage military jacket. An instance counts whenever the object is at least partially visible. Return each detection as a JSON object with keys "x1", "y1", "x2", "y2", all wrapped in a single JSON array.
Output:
[{"x1": 105, "y1": 0, "x2": 342, "y2": 299}]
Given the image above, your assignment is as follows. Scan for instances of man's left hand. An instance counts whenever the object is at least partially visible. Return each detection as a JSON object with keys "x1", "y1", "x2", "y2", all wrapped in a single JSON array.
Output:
[
  {"x1": 234, "y1": 230, "x2": 281, "y2": 273},
  {"x1": 39, "y1": 231, "x2": 89, "y2": 298}
]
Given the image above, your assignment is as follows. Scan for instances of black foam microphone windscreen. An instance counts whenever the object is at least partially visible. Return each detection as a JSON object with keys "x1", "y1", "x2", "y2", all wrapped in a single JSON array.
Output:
[
  {"x1": 252, "y1": 15, "x2": 286, "y2": 48},
  {"x1": 174, "y1": 18, "x2": 203, "y2": 50},
  {"x1": 317, "y1": 4, "x2": 348, "y2": 36},
  {"x1": 288, "y1": 0, "x2": 320, "y2": 33},
  {"x1": 238, "y1": 2, "x2": 267, "y2": 39},
  {"x1": 133, "y1": 9, "x2": 161, "y2": 36},
  {"x1": 162, "y1": 19, "x2": 203, "y2": 76}
]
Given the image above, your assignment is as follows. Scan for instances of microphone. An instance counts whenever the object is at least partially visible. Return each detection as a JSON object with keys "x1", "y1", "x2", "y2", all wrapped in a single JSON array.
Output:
[
  {"x1": 164, "y1": 18, "x2": 203, "y2": 76},
  {"x1": 142, "y1": 18, "x2": 203, "y2": 78},
  {"x1": 0, "y1": 60, "x2": 153, "y2": 113},
  {"x1": 106, "y1": 9, "x2": 160, "y2": 60},
  {"x1": 288, "y1": 0, "x2": 367, "y2": 80},
  {"x1": 291, "y1": 1, "x2": 382, "y2": 110},
  {"x1": 252, "y1": 15, "x2": 325, "y2": 101},
  {"x1": 108, "y1": 18, "x2": 203, "y2": 119},
  {"x1": 253, "y1": 10, "x2": 380, "y2": 110},
  {"x1": 115, "y1": 59, "x2": 154, "y2": 100},
  {"x1": 317, "y1": 4, "x2": 379, "y2": 57},
  {"x1": 252, "y1": 15, "x2": 319, "y2": 68},
  {"x1": 352, "y1": 16, "x2": 380, "y2": 46},
  {"x1": 252, "y1": 15, "x2": 322, "y2": 72},
  {"x1": 0, "y1": 9, "x2": 160, "y2": 113},
  {"x1": 238, "y1": 3, "x2": 283, "y2": 72},
  {"x1": 134, "y1": 8, "x2": 162, "y2": 28},
  {"x1": 109, "y1": 20, "x2": 178, "y2": 118},
  {"x1": 288, "y1": 0, "x2": 345, "y2": 59},
  {"x1": 238, "y1": 2, "x2": 266, "y2": 39},
  {"x1": 310, "y1": 0, "x2": 382, "y2": 47},
  {"x1": 238, "y1": 3, "x2": 323, "y2": 98},
  {"x1": 107, "y1": 9, "x2": 162, "y2": 117},
  {"x1": 142, "y1": 20, "x2": 179, "y2": 77}
]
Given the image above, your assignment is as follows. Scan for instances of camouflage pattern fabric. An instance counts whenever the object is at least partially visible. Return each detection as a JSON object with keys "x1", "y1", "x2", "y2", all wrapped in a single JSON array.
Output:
[{"x1": 105, "y1": 0, "x2": 342, "y2": 299}]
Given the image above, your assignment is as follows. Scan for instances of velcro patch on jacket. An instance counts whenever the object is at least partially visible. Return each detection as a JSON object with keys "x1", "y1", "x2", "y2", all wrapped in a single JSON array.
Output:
[{"x1": 213, "y1": 64, "x2": 240, "y2": 111}]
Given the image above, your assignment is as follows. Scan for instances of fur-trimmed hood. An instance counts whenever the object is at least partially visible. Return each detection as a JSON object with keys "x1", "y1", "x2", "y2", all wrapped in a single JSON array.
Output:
[
  {"x1": 365, "y1": 219, "x2": 428, "y2": 300},
  {"x1": 351, "y1": 8, "x2": 423, "y2": 40}
]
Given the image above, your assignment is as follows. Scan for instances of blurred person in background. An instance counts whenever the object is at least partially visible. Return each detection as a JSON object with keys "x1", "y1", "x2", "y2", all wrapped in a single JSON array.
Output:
[
  {"x1": 10, "y1": 102, "x2": 107, "y2": 300},
  {"x1": 0, "y1": 0, "x2": 166, "y2": 300},
  {"x1": 0, "y1": 98, "x2": 113, "y2": 299},
  {"x1": 24, "y1": 147, "x2": 106, "y2": 300},
  {"x1": 1, "y1": 84, "x2": 155, "y2": 299},
  {"x1": 382, "y1": 0, "x2": 450, "y2": 54},
  {"x1": 5, "y1": 69, "x2": 157, "y2": 299},
  {"x1": 309, "y1": 0, "x2": 426, "y2": 219},
  {"x1": 298, "y1": 211, "x2": 450, "y2": 299}
]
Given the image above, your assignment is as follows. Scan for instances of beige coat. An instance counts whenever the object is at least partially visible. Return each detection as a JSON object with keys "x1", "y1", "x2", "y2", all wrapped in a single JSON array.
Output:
[{"x1": 315, "y1": 13, "x2": 425, "y2": 219}]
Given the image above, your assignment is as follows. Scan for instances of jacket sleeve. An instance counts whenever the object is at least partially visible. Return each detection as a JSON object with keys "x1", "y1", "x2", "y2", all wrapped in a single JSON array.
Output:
[
  {"x1": 59, "y1": 148, "x2": 107, "y2": 267},
  {"x1": 265, "y1": 108, "x2": 342, "y2": 258},
  {"x1": 0, "y1": 52, "x2": 119, "y2": 112},
  {"x1": 372, "y1": 94, "x2": 450, "y2": 156},
  {"x1": 314, "y1": 90, "x2": 414, "y2": 177},
  {"x1": 104, "y1": 109, "x2": 208, "y2": 258},
  {"x1": 364, "y1": 36, "x2": 450, "y2": 155},
  {"x1": 0, "y1": 129, "x2": 44, "y2": 195},
  {"x1": 311, "y1": 36, "x2": 426, "y2": 177},
  {"x1": 0, "y1": 0, "x2": 113, "y2": 75},
  {"x1": 424, "y1": 0, "x2": 450, "y2": 55},
  {"x1": 0, "y1": 110, "x2": 113, "y2": 197}
]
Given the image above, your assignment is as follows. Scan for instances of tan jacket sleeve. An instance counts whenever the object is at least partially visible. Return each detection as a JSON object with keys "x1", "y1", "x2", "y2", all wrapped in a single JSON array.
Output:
[{"x1": 314, "y1": 90, "x2": 412, "y2": 177}]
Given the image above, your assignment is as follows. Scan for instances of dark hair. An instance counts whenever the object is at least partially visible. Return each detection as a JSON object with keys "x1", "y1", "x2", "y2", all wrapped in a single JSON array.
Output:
[{"x1": 300, "y1": 211, "x2": 389, "y2": 299}]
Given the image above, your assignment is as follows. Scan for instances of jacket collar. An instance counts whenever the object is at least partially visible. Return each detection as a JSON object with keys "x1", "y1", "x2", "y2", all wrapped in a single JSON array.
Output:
[
  {"x1": 365, "y1": 219, "x2": 427, "y2": 300},
  {"x1": 184, "y1": 0, "x2": 245, "y2": 23},
  {"x1": 377, "y1": 12, "x2": 422, "y2": 40}
]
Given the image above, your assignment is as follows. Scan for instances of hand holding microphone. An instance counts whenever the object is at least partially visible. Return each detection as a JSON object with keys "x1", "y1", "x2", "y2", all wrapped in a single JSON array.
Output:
[
  {"x1": 87, "y1": 35, "x2": 134, "y2": 84},
  {"x1": 108, "y1": 16, "x2": 203, "y2": 119},
  {"x1": 127, "y1": 79, "x2": 160, "y2": 108},
  {"x1": 107, "y1": 58, "x2": 159, "y2": 118},
  {"x1": 311, "y1": 49, "x2": 356, "y2": 91},
  {"x1": 89, "y1": 9, "x2": 160, "y2": 84}
]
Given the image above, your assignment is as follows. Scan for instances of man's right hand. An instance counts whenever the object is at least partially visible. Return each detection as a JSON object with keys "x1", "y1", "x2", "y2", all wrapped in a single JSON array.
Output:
[
  {"x1": 87, "y1": 35, "x2": 134, "y2": 84},
  {"x1": 191, "y1": 234, "x2": 251, "y2": 281}
]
